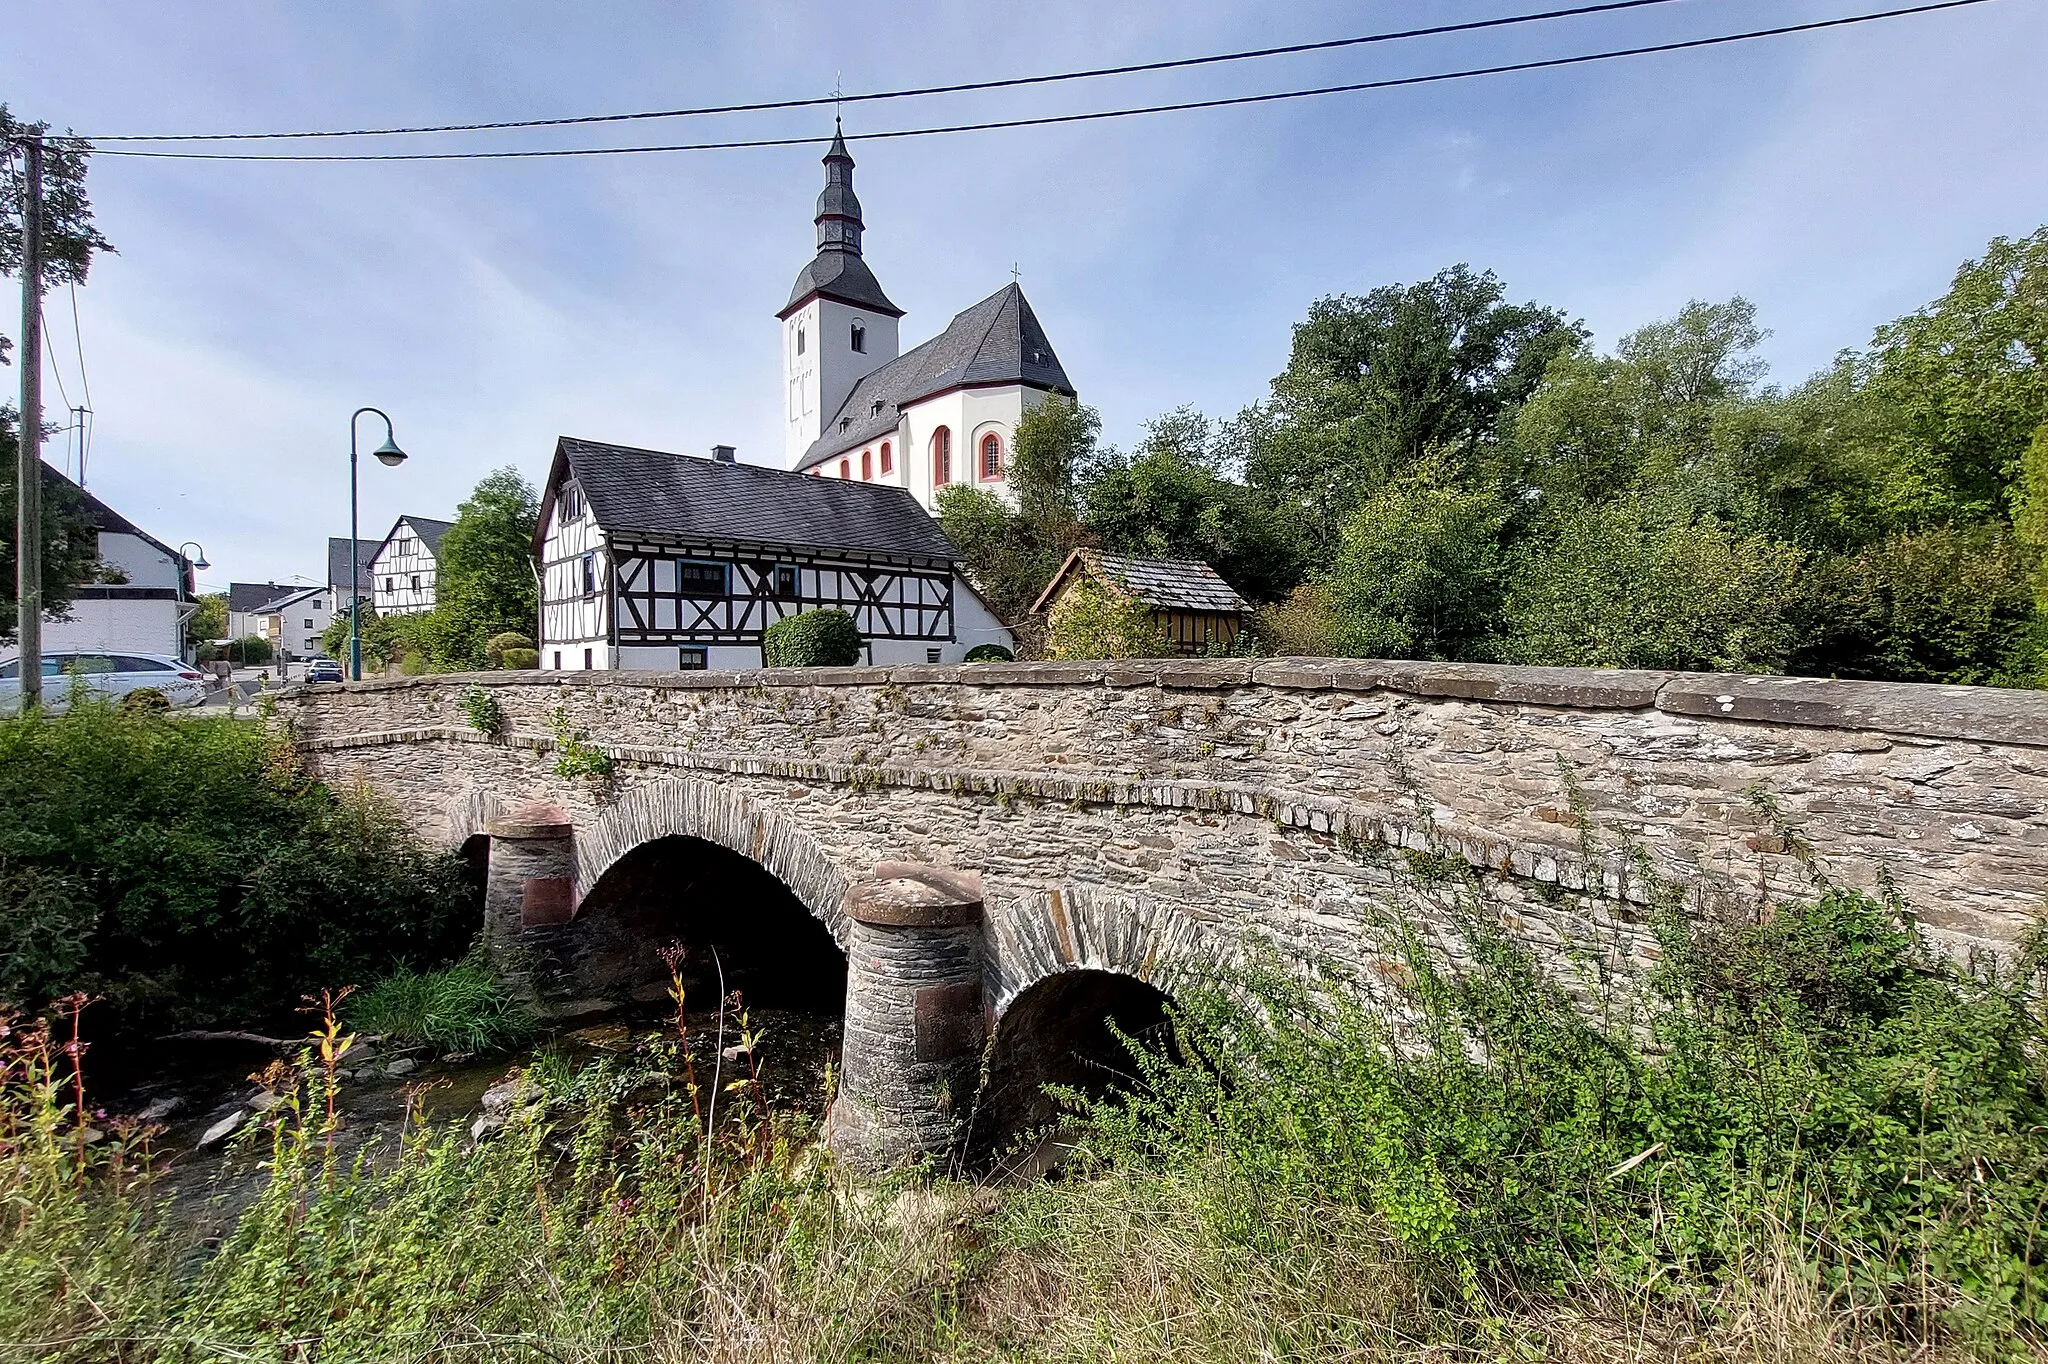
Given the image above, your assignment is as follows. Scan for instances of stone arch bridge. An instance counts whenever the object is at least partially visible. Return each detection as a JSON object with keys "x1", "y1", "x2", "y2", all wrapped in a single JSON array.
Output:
[{"x1": 275, "y1": 659, "x2": 2048, "y2": 1166}]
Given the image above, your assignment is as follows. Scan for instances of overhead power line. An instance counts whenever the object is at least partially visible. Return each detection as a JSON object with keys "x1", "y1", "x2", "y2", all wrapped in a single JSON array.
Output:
[
  {"x1": 84, "y1": 0, "x2": 1695, "y2": 143},
  {"x1": 86, "y1": 0, "x2": 2007, "y2": 164}
]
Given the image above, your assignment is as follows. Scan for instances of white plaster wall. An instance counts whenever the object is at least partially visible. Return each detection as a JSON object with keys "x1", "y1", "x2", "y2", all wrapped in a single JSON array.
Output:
[
  {"x1": 539, "y1": 498, "x2": 607, "y2": 655},
  {"x1": 98, "y1": 532, "x2": 182, "y2": 589},
  {"x1": 42, "y1": 598, "x2": 185, "y2": 658},
  {"x1": 272, "y1": 593, "x2": 335, "y2": 658},
  {"x1": 784, "y1": 296, "x2": 899, "y2": 469}
]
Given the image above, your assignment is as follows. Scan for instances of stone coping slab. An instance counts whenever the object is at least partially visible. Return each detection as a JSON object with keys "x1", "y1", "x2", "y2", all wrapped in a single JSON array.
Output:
[{"x1": 280, "y1": 657, "x2": 2048, "y2": 748}]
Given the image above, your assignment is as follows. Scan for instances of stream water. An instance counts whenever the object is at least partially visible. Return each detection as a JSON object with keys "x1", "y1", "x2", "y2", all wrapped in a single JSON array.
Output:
[{"x1": 91, "y1": 1005, "x2": 844, "y2": 1227}]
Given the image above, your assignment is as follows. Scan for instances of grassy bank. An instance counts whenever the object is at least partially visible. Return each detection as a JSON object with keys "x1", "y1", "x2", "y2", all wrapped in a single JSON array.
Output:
[{"x1": 3, "y1": 875, "x2": 2043, "y2": 1361}]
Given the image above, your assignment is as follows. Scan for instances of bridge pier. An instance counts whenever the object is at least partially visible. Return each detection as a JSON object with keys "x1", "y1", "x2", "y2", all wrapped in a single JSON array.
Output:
[
  {"x1": 481, "y1": 802, "x2": 578, "y2": 1007},
  {"x1": 826, "y1": 863, "x2": 988, "y2": 1171}
]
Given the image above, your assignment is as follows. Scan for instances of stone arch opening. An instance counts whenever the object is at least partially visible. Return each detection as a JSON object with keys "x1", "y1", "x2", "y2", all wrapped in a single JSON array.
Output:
[
  {"x1": 570, "y1": 834, "x2": 847, "y2": 1016},
  {"x1": 974, "y1": 968, "x2": 1178, "y2": 1168}
]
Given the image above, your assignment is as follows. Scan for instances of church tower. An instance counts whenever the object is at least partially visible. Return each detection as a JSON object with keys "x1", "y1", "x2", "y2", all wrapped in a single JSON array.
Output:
[{"x1": 779, "y1": 126, "x2": 903, "y2": 469}]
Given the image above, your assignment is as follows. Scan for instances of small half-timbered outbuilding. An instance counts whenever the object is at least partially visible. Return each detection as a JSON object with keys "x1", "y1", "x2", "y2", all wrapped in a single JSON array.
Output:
[
  {"x1": 1031, "y1": 549, "x2": 1249, "y2": 656},
  {"x1": 535, "y1": 436, "x2": 1013, "y2": 671}
]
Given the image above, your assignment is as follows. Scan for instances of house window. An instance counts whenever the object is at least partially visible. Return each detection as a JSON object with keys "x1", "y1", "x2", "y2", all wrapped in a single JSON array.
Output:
[
  {"x1": 840, "y1": 458, "x2": 851, "y2": 478},
  {"x1": 581, "y1": 552, "x2": 598, "y2": 598},
  {"x1": 931, "y1": 426, "x2": 952, "y2": 486},
  {"x1": 796, "y1": 324, "x2": 806, "y2": 356},
  {"x1": 384, "y1": 577, "x2": 394, "y2": 591},
  {"x1": 410, "y1": 574, "x2": 421, "y2": 589},
  {"x1": 675, "y1": 560, "x2": 727, "y2": 598},
  {"x1": 879, "y1": 441, "x2": 892, "y2": 474},
  {"x1": 980, "y1": 433, "x2": 1003, "y2": 480},
  {"x1": 553, "y1": 651, "x2": 562, "y2": 670},
  {"x1": 584, "y1": 648, "x2": 593, "y2": 670},
  {"x1": 861, "y1": 450, "x2": 872, "y2": 480},
  {"x1": 557, "y1": 482, "x2": 584, "y2": 525},
  {"x1": 678, "y1": 647, "x2": 708, "y2": 671},
  {"x1": 773, "y1": 564, "x2": 800, "y2": 599},
  {"x1": 850, "y1": 320, "x2": 866, "y2": 353},
  {"x1": 304, "y1": 619, "x2": 315, "y2": 629}
]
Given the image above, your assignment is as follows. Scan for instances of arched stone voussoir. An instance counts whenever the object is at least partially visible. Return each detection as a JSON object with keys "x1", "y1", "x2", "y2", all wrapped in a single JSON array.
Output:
[
  {"x1": 444, "y1": 789, "x2": 513, "y2": 850},
  {"x1": 983, "y1": 883, "x2": 1238, "y2": 1019},
  {"x1": 571, "y1": 777, "x2": 855, "y2": 942}
]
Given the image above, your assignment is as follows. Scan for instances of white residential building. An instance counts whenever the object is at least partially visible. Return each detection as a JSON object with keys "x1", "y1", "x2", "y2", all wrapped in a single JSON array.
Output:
[
  {"x1": 780, "y1": 129, "x2": 1075, "y2": 512},
  {"x1": 37, "y1": 464, "x2": 199, "y2": 661},
  {"x1": 369, "y1": 515, "x2": 455, "y2": 615}
]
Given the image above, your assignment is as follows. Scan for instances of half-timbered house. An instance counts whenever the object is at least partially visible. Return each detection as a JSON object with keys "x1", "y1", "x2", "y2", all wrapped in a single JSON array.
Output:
[
  {"x1": 536, "y1": 437, "x2": 1012, "y2": 671},
  {"x1": 369, "y1": 515, "x2": 455, "y2": 615}
]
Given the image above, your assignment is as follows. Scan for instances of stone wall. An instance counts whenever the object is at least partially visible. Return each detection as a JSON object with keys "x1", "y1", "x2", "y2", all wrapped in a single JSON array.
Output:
[{"x1": 276, "y1": 659, "x2": 2047, "y2": 991}]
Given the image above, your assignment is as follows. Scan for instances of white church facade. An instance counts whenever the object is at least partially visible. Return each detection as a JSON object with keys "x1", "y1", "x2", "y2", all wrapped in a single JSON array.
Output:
[{"x1": 780, "y1": 128, "x2": 1075, "y2": 510}]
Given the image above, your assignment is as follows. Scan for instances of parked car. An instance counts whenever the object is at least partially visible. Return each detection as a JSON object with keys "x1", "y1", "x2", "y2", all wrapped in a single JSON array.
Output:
[
  {"x1": 0, "y1": 650, "x2": 211, "y2": 715},
  {"x1": 305, "y1": 657, "x2": 345, "y2": 684}
]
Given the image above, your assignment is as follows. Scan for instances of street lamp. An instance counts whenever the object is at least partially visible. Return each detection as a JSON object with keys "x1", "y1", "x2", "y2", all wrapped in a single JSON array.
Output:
[
  {"x1": 176, "y1": 541, "x2": 210, "y2": 571},
  {"x1": 348, "y1": 407, "x2": 407, "y2": 682}
]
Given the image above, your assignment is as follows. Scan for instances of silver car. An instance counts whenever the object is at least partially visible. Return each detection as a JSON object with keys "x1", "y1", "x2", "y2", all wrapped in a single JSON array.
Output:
[{"x1": 0, "y1": 650, "x2": 211, "y2": 715}]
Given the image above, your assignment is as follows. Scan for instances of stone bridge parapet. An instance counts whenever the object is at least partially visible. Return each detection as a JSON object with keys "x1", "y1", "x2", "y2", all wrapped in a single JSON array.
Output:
[{"x1": 275, "y1": 659, "x2": 2048, "y2": 1164}]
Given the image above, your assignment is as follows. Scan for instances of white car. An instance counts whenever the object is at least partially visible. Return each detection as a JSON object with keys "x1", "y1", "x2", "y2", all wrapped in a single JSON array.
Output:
[{"x1": 0, "y1": 650, "x2": 212, "y2": 715}]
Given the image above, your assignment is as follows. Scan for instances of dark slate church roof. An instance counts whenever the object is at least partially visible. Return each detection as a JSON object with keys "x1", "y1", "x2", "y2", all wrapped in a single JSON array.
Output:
[
  {"x1": 797, "y1": 284, "x2": 1075, "y2": 471},
  {"x1": 782, "y1": 251, "x2": 901, "y2": 319},
  {"x1": 542, "y1": 437, "x2": 958, "y2": 563}
]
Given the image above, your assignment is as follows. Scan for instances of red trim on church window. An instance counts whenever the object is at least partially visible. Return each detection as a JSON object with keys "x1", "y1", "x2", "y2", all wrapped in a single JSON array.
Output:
[
  {"x1": 979, "y1": 432, "x2": 1004, "y2": 481},
  {"x1": 861, "y1": 450, "x2": 873, "y2": 480},
  {"x1": 839, "y1": 458, "x2": 850, "y2": 479},
  {"x1": 879, "y1": 441, "x2": 892, "y2": 474},
  {"x1": 931, "y1": 427, "x2": 952, "y2": 486}
]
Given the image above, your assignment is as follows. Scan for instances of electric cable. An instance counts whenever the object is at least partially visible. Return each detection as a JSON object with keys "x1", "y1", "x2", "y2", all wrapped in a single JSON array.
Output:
[
  {"x1": 68, "y1": 284, "x2": 94, "y2": 482},
  {"x1": 85, "y1": 0, "x2": 2006, "y2": 163},
  {"x1": 80, "y1": 0, "x2": 1699, "y2": 142}
]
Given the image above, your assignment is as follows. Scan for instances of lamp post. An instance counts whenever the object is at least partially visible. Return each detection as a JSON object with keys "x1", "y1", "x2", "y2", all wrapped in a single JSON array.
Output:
[
  {"x1": 348, "y1": 408, "x2": 407, "y2": 682},
  {"x1": 175, "y1": 543, "x2": 209, "y2": 666},
  {"x1": 176, "y1": 541, "x2": 210, "y2": 572}
]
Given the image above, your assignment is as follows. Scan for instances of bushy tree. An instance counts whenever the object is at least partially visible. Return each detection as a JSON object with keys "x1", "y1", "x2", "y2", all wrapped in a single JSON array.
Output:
[
  {"x1": 1321, "y1": 456, "x2": 1508, "y2": 660},
  {"x1": 1, "y1": 412, "x2": 104, "y2": 644},
  {"x1": 185, "y1": 591, "x2": 229, "y2": 647},
  {"x1": 1497, "y1": 494, "x2": 1803, "y2": 672},
  {"x1": 423, "y1": 468, "x2": 540, "y2": 670},
  {"x1": 1044, "y1": 578, "x2": 1175, "y2": 660}
]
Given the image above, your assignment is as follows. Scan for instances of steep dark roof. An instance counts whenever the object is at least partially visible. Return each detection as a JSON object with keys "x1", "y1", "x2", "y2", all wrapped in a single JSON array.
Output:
[
  {"x1": 782, "y1": 252, "x2": 901, "y2": 319},
  {"x1": 797, "y1": 284, "x2": 1074, "y2": 470},
  {"x1": 39, "y1": 461, "x2": 185, "y2": 570},
  {"x1": 1031, "y1": 549, "x2": 1249, "y2": 616},
  {"x1": 541, "y1": 437, "x2": 958, "y2": 562},
  {"x1": 402, "y1": 516, "x2": 456, "y2": 557},
  {"x1": 327, "y1": 537, "x2": 378, "y2": 592},
  {"x1": 229, "y1": 581, "x2": 292, "y2": 613}
]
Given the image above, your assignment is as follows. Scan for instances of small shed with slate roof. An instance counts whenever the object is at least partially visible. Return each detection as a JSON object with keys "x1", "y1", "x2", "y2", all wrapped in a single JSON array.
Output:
[
  {"x1": 1032, "y1": 549, "x2": 1250, "y2": 657},
  {"x1": 533, "y1": 436, "x2": 1013, "y2": 672}
]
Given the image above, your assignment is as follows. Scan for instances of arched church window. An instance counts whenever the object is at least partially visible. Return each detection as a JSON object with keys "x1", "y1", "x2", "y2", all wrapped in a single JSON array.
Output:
[
  {"x1": 980, "y1": 433, "x2": 1004, "y2": 480},
  {"x1": 861, "y1": 450, "x2": 873, "y2": 480},
  {"x1": 840, "y1": 458, "x2": 851, "y2": 479},
  {"x1": 879, "y1": 441, "x2": 893, "y2": 474},
  {"x1": 931, "y1": 427, "x2": 952, "y2": 486},
  {"x1": 851, "y1": 321, "x2": 866, "y2": 354}
]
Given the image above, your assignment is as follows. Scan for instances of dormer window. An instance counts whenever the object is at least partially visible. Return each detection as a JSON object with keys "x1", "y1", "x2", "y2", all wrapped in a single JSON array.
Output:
[
  {"x1": 870, "y1": 400, "x2": 884, "y2": 418},
  {"x1": 840, "y1": 416, "x2": 852, "y2": 433},
  {"x1": 850, "y1": 320, "x2": 866, "y2": 353},
  {"x1": 556, "y1": 480, "x2": 585, "y2": 525}
]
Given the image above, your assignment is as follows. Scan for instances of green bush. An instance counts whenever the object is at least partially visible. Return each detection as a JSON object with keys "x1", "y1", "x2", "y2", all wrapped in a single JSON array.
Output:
[
  {"x1": 342, "y1": 953, "x2": 535, "y2": 1054},
  {"x1": 0, "y1": 701, "x2": 476, "y2": 1036},
  {"x1": 962, "y1": 644, "x2": 1014, "y2": 662},
  {"x1": 398, "y1": 651, "x2": 430, "y2": 676},
  {"x1": 484, "y1": 631, "x2": 535, "y2": 668},
  {"x1": 498, "y1": 647, "x2": 539, "y2": 670},
  {"x1": 1044, "y1": 580, "x2": 1175, "y2": 660},
  {"x1": 762, "y1": 608, "x2": 863, "y2": 667},
  {"x1": 224, "y1": 634, "x2": 273, "y2": 666}
]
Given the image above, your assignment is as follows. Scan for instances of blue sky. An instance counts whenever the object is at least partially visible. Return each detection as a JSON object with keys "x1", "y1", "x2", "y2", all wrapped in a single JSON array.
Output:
[{"x1": 3, "y1": 0, "x2": 2044, "y2": 591}]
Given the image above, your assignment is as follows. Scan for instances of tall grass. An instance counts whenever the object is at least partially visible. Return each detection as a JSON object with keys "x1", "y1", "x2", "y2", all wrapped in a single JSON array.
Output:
[
  {"x1": 0, "y1": 886, "x2": 2042, "y2": 1359},
  {"x1": 342, "y1": 953, "x2": 537, "y2": 1054}
]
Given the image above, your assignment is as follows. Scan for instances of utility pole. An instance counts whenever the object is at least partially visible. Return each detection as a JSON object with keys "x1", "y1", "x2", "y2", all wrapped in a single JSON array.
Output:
[{"x1": 15, "y1": 133, "x2": 44, "y2": 711}]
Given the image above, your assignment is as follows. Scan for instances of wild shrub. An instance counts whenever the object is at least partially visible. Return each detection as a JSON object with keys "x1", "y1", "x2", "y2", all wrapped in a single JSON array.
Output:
[
  {"x1": 0, "y1": 702, "x2": 476, "y2": 1036},
  {"x1": 1065, "y1": 889, "x2": 2048, "y2": 1351}
]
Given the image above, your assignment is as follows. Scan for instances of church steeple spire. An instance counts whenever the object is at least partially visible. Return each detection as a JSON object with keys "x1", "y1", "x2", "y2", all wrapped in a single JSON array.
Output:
[
  {"x1": 815, "y1": 120, "x2": 864, "y2": 257},
  {"x1": 779, "y1": 122, "x2": 902, "y2": 320}
]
